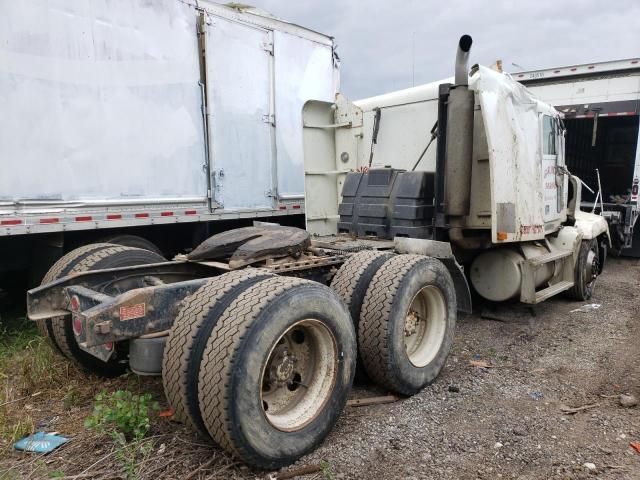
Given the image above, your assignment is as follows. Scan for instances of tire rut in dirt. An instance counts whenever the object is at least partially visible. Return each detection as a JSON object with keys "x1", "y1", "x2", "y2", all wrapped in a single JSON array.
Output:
[
  {"x1": 37, "y1": 243, "x2": 118, "y2": 355},
  {"x1": 197, "y1": 276, "x2": 356, "y2": 468},
  {"x1": 359, "y1": 254, "x2": 457, "y2": 395},
  {"x1": 49, "y1": 245, "x2": 165, "y2": 377},
  {"x1": 162, "y1": 268, "x2": 274, "y2": 433}
]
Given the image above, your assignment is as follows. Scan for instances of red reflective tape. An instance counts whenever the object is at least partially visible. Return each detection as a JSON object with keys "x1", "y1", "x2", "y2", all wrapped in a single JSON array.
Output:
[
  {"x1": 279, "y1": 205, "x2": 287, "y2": 210},
  {"x1": 40, "y1": 218, "x2": 59, "y2": 224},
  {"x1": 75, "y1": 216, "x2": 92, "y2": 222},
  {"x1": 184, "y1": 210, "x2": 197, "y2": 215},
  {"x1": 1, "y1": 219, "x2": 22, "y2": 226},
  {"x1": 135, "y1": 213, "x2": 149, "y2": 218},
  {"x1": 292, "y1": 204, "x2": 301, "y2": 210},
  {"x1": 160, "y1": 211, "x2": 173, "y2": 217},
  {"x1": 106, "y1": 214, "x2": 122, "y2": 220}
]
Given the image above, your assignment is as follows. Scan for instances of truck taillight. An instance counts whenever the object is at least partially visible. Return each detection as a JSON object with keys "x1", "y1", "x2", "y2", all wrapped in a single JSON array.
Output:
[
  {"x1": 69, "y1": 295, "x2": 80, "y2": 312},
  {"x1": 72, "y1": 315, "x2": 83, "y2": 336},
  {"x1": 104, "y1": 342, "x2": 114, "y2": 352}
]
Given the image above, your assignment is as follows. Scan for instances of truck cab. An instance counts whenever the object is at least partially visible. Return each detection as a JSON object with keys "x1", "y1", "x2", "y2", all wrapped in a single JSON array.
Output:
[{"x1": 302, "y1": 36, "x2": 610, "y2": 304}]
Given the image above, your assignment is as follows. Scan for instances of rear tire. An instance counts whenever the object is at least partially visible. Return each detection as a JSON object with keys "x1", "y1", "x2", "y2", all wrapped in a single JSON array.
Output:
[
  {"x1": 330, "y1": 250, "x2": 394, "y2": 381},
  {"x1": 162, "y1": 268, "x2": 274, "y2": 433},
  {"x1": 567, "y1": 238, "x2": 599, "y2": 301},
  {"x1": 96, "y1": 234, "x2": 163, "y2": 256},
  {"x1": 37, "y1": 243, "x2": 117, "y2": 354},
  {"x1": 359, "y1": 255, "x2": 456, "y2": 396},
  {"x1": 197, "y1": 277, "x2": 356, "y2": 468},
  {"x1": 48, "y1": 245, "x2": 165, "y2": 377}
]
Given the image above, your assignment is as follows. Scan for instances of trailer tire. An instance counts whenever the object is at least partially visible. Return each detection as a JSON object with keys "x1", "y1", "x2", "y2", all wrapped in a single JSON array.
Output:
[
  {"x1": 49, "y1": 245, "x2": 166, "y2": 377},
  {"x1": 162, "y1": 268, "x2": 274, "y2": 434},
  {"x1": 567, "y1": 238, "x2": 599, "y2": 301},
  {"x1": 330, "y1": 250, "x2": 394, "y2": 380},
  {"x1": 37, "y1": 243, "x2": 118, "y2": 354},
  {"x1": 97, "y1": 234, "x2": 163, "y2": 256},
  {"x1": 198, "y1": 277, "x2": 356, "y2": 469},
  {"x1": 359, "y1": 255, "x2": 456, "y2": 396}
]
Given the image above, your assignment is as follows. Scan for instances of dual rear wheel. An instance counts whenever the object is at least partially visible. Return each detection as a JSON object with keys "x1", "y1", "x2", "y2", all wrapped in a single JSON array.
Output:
[
  {"x1": 331, "y1": 252, "x2": 457, "y2": 395},
  {"x1": 163, "y1": 274, "x2": 356, "y2": 469}
]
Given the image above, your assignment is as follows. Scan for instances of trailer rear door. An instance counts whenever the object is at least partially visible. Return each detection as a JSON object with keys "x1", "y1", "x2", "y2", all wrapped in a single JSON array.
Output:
[{"x1": 205, "y1": 18, "x2": 275, "y2": 210}]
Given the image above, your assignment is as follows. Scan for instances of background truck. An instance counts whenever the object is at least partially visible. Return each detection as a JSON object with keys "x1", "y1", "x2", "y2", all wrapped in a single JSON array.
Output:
[
  {"x1": 515, "y1": 59, "x2": 640, "y2": 256},
  {"x1": 0, "y1": 0, "x2": 338, "y2": 290},
  {"x1": 28, "y1": 36, "x2": 609, "y2": 469}
]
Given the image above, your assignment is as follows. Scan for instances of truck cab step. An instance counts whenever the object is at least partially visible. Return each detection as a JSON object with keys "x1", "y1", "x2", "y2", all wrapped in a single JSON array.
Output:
[
  {"x1": 525, "y1": 249, "x2": 573, "y2": 267},
  {"x1": 533, "y1": 280, "x2": 574, "y2": 303}
]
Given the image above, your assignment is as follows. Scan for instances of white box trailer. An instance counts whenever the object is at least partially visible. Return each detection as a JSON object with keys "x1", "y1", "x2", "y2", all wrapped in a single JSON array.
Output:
[
  {"x1": 515, "y1": 59, "x2": 640, "y2": 256},
  {"x1": 0, "y1": 0, "x2": 338, "y2": 283}
]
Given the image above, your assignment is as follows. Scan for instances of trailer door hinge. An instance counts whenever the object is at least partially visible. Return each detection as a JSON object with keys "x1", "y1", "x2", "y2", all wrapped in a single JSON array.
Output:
[
  {"x1": 262, "y1": 114, "x2": 275, "y2": 126},
  {"x1": 261, "y1": 41, "x2": 274, "y2": 54},
  {"x1": 266, "y1": 188, "x2": 278, "y2": 198}
]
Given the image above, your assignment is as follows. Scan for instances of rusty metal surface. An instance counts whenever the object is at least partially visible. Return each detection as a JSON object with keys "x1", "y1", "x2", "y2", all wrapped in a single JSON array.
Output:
[
  {"x1": 27, "y1": 260, "x2": 215, "y2": 321},
  {"x1": 187, "y1": 225, "x2": 311, "y2": 267},
  {"x1": 71, "y1": 279, "x2": 208, "y2": 347}
]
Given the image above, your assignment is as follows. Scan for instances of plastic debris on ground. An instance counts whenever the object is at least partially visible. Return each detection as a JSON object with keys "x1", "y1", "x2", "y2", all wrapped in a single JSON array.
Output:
[
  {"x1": 14, "y1": 432, "x2": 69, "y2": 453},
  {"x1": 570, "y1": 303, "x2": 602, "y2": 313},
  {"x1": 529, "y1": 391, "x2": 544, "y2": 401}
]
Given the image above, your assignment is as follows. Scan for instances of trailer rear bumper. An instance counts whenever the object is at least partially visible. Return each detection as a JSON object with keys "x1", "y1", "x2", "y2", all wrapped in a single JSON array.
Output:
[{"x1": 65, "y1": 279, "x2": 209, "y2": 352}]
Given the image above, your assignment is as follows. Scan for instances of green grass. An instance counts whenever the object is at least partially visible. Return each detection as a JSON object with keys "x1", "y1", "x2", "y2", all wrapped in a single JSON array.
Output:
[{"x1": 0, "y1": 307, "x2": 60, "y2": 447}]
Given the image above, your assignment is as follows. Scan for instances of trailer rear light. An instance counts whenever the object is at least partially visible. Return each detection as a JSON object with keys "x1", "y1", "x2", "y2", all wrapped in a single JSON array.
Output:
[
  {"x1": 497, "y1": 231, "x2": 508, "y2": 241},
  {"x1": 135, "y1": 213, "x2": 149, "y2": 218},
  {"x1": 185, "y1": 210, "x2": 197, "y2": 215},
  {"x1": 107, "y1": 214, "x2": 122, "y2": 220},
  {"x1": 161, "y1": 211, "x2": 174, "y2": 217},
  {"x1": 292, "y1": 205, "x2": 301, "y2": 210},
  {"x1": 570, "y1": 68, "x2": 577, "y2": 72},
  {"x1": 75, "y1": 216, "x2": 92, "y2": 222},
  {"x1": 40, "y1": 218, "x2": 59, "y2": 224},
  {"x1": 69, "y1": 295, "x2": 80, "y2": 312},
  {"x1": 72, "y1": 315, "x2": 83, "y2": 336},
  {"x1": 279, "y1": 205, "x2": 287, "y2": 210},
  {"x1": 104, "y1": 341, "x2": 114, "y2": 352},
  {"x1": 1, "y1": 219, "x2": 22, "y2": 226}
]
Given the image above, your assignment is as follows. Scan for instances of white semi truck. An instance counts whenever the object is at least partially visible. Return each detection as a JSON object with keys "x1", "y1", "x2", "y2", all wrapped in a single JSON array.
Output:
[
  {"x1": 515, "y1": 59, "x2": 640, "y2": 256},
  {"x1": 0, "y1": 0, "x2": 338, "y2": 287},
  {"x1": 28, "y1": 36, "x2": 609, "y2": 468}
]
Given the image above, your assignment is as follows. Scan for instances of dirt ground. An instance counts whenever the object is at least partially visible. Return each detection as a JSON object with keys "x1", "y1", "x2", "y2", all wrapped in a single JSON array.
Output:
[{"x1": 0, "y1": 257, "x2": 639, "y2": 479}]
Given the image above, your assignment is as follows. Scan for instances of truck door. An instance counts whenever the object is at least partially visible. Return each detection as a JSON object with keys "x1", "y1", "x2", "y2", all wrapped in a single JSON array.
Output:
[
  {"x1": 204, "y1": 18, "x2": 275, "y2": 210},
  {"x1": 541, "y1": 114, "x2": 564, "y2": 223}
]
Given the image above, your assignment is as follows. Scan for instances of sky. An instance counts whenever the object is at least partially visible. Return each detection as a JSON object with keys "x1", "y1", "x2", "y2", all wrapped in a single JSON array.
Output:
[{"x1": 247, "y1": 0, "x2": 640, "y2": 100}]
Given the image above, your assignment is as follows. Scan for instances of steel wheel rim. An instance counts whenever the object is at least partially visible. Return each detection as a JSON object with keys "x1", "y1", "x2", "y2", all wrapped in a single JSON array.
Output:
[
  {"x1": 260, "y1": 319, "x2": 338, "y2": 432},
  {"x1": 404, "y1": 286, "x2": 447, "y2": 368},
  {"x1": 585, "y1": 246, "x2": 599, "y2": 288}
]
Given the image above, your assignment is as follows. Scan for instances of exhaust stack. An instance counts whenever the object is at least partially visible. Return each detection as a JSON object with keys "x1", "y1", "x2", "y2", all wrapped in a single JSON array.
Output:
[
  {"x1": 444, "y1": 35, "x2": 474, "y2": 218},
  {"x1": 454, "y1": 34, "x2": 473, "y2": 86}
]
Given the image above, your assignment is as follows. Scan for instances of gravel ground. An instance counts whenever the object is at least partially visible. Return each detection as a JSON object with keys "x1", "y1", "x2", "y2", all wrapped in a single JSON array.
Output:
[{"x1": 1, "y1": 257, "x2": 639, "y2": 479}]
